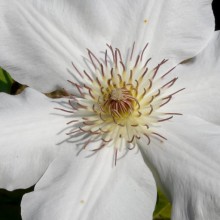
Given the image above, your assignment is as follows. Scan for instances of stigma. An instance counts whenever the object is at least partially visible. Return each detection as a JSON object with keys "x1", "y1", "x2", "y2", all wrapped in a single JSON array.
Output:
[
  {"x1": 105, "y1": 88, "x2": 135, "y2": 119},
  {"x1": 56, "y1": 42, "x2": 184, "y2": 164}
]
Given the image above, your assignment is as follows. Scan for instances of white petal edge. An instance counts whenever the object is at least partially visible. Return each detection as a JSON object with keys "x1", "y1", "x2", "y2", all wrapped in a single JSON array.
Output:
[
  {"x1": 21, "y1": 147, "x2": 157, "y2": 220},
  {"x1": 162, "y1": 31, "x2": 220, "y2": 125},
  {"x1": 139, "y1": 115, "x2": 220, "y2": 220},
  {"x1": 0, "y1": 0, "x2": 214, "y2": 92},
  {"x1": 145, "y1": 0, "x2": 214, "y2": 67},
  {"x1": 0, "y1": 88, "x2": 75, "y2": 190}
]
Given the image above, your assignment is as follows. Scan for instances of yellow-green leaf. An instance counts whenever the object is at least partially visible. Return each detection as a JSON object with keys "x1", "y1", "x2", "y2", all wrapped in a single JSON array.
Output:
[
  {"x1": 0, "y1": 68, "x2": 13, "y2": 93},
  {"x1": 153, "y1": 189, "x2": 171, "y2": 220}
]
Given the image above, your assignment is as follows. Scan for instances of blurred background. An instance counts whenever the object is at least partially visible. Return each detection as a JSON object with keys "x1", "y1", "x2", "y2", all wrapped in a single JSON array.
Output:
[{"x1": 0, "y1": 1, "x2": 219, "y2": 219}]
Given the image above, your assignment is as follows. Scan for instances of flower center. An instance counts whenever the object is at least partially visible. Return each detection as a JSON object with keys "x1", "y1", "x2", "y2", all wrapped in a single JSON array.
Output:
[
  {"x1": 56, "y1": 42, "x2": 184, "y2": 164},
  {"x1": 103, "y1": 88, "x2": 135, "y2": 120},
  {"x1": 111, "y1": 88, "x2": 124, "y2": 100}
]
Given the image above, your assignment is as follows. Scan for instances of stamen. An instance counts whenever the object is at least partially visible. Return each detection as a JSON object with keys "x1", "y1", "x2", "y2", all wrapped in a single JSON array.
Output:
[
  {"x1": 127, "y1": 144, "x2": 136, "y2": 150},
  {"x1": 106, "y1": 44, "x2": 115, "y2": 62},
  {"x1": 161, "y1": 66, "x2": 176, "y2": 78},
  {"x1": 140, "y1": 43, "x2": 149, "y2": 61},
  {"x1": 162, "y1": 78, "x2": 178, "y2": 88},
  {"x1": 67, "y1": 120, "x2": 79, "y2": 125},
  {"x1": 158, "y1": 116, "x2": 173, "y2": 122},
  {"x1": 152, "y1": 59, "x2": 168, "y2": 79},
  {"x1": 143, "y1": 58, "x2": 152, "y2": 68},
  {"x1": 92, "y1": 143, "x2": 106, "y2": 152},
  {"x1": 130, "y1": 42, "x2": 135, "y2": 61},
  {"x1": 144, "y1": 133, "x2": 151, "y2": 145},
  {"x1": 71, "y1": 62, "x2": 83, "y2": 78},
  {"x1": 134, "y1": 55, "x2": 140, "y2": 68},
  {"x1": 105, "y1": 49, "x2": 108, "y2": 66},
  {"x1": 114, "y1": 149, "x2": 118, "y2": 166},
  {"x1": 56, "y1": 42, "x2": 184, "y2": 164},
  {"x1": 67, "y1": 80, "x2": 84, "y2": 96},
  {"x1": 160, "y1": 96, "x2": 172, "y2": 107},
  {"x1": 120, "y1": 61, "x2": 126, "y2": 72},
  {"x1": 152, "y1": 132, "x2": 167, "y2": 141},
  {"x1": 87, "y1": 49, "x2": 101, "y2": 69},
  {"x1": 83, "y1": 70, "x2": 93, "y2": 82},
  {"x1": 100, "y1": 64, "x2": 105, "y2": 77},
  {"x1": 116, "y1": 48, "x2": 123, "y2": 63}
]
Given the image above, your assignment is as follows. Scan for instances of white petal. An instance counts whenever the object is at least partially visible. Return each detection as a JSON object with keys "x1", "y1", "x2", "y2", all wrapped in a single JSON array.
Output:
[
  {"x1": 145, "y1": 0, "x2": 214, "y2": 66},
  {"x1": 0, "y1": 88, "x2": 74, "y2": 190},
  {"x1": 21, "y1": 147, "x2": 157, "y2": 220},
  {"x1": 111, "y1": 0, "x2": 215, "y2": 69},
  {"x1": 0, "y1": 0, "x2": 214, "y2": 92},
  {"x1": 139, "y1": 115, "x2": 220, "y2": 220},
  {"x1": 164, "y1": 31, "x2": 220, "y2": 125}
]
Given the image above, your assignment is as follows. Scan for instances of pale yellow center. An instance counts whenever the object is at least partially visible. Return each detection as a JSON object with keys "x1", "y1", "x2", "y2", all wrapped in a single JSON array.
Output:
[
  {"x1": 61, "y1": 42, "x2": 184, "y2": 163},
  {"x1": 110, "y1": 88, "x2": 124, "y2": 101}
]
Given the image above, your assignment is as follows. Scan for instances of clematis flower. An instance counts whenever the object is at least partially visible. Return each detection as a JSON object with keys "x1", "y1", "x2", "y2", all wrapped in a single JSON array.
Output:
[{"x1": 0, "y1": 1, "x2": 218, "y2": 220}]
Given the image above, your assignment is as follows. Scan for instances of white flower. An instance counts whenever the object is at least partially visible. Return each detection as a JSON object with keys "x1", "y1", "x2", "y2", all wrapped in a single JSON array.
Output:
[{"x1": 0, "y1": 1, "x2": 219, "y2": 220}]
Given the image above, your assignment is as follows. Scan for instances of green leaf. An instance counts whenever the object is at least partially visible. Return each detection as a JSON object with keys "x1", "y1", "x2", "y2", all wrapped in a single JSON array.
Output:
[
  {"x1": 153, "y1": 189, "x2": 171, "y2": 220},
  {"x1": 0, "y1": 68, "x2": 13, "y2": 93}
]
